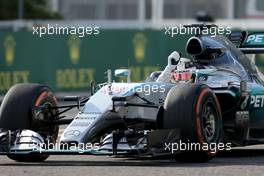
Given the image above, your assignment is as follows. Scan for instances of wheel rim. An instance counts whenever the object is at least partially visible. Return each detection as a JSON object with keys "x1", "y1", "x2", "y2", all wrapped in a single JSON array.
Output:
[
  {"x1": 201, "y1": 100, "x2": 217, "y2": 142},
  {"x1": 33, "y1": 99, "x2": 59, "y2": 144}
]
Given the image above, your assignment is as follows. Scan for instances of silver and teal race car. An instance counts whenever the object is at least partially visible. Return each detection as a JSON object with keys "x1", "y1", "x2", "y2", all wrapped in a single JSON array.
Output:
[{"x1": 0, "y1": 25, "x2": 264, "y2": 162}]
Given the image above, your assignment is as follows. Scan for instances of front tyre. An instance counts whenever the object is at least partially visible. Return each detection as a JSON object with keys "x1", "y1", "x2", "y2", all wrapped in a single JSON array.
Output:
[
  {"x1": 163, "y1": 84, "x2": 222, "y2": 162},
  {"x1": 0, "y1": 84, "x2": 59, "y2": 162}
]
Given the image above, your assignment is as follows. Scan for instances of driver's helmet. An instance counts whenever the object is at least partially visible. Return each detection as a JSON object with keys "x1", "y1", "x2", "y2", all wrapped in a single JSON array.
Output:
[
  {"x1": 170, "y1": 58, "x2": 195, "y2": 83},
  {"x1": 176, "y1": 58, "x2": 195, "y2": 70}
]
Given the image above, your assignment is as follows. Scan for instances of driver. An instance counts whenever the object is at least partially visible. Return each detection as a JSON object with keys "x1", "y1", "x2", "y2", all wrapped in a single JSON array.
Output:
[{"x1": 156, "y1": 51, "x2": 196, "y2": 83}]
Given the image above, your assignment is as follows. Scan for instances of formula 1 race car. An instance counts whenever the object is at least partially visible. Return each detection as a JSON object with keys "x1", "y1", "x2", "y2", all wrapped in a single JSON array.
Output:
[{"x1": 1, "y1": 24, "x2": 264, "y2": 162}]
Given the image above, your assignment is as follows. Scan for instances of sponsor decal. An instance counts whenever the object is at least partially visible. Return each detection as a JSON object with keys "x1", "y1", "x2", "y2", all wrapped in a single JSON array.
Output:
[
  {"x1": 64, "y1": 130, "x2": 81, "y2": 138},
  {"x1": 250, "y1": 95, "x2": 264, "y2": 108},
  {"x1": 68, "y1": 35, "x2": 81, "y2": 64},
  {"x1": 76, "y1": 116, "x2": 97, "y2": 120},
  {"x1": 56, "y1": 68, "x2": 95, "y2": 89},
  {"x1": 133, "y1": 33, "x2": 147, "y2": 63},
  {"x1": 245, "y1": 33, "x2": 264, "y2": 46},
  {"x1": 71, "y1": 122, "x2": 91, "y2": 127},
  {"x1": 4, "y1": 35, "x2": 16, "y2": 66},
  {"x1": 0, "y1": 35, "x2": 30, "y2": 92},
  {"x1": 241, "y1": 96, "x2": 250, "y2": 110}
]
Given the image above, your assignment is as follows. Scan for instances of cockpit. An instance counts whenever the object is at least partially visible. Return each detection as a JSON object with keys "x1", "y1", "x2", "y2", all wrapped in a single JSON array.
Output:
[{"x1": 153, "y1": 34, "x2": 264, "y2": 85}]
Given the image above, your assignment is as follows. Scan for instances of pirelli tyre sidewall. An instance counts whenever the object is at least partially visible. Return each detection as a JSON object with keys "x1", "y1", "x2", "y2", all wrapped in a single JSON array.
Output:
[
  {"x1": 163, "y1": 83, "x2": 222, "y2": 162},
  {"x1": 0, "y1": 83, "x2": 59, "y2": 162}
]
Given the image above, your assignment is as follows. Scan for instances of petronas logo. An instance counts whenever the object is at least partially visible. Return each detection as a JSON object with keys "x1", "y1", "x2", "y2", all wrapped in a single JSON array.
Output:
[
  {"x1": 133, "y1": 33, "x2": 147, "y2": 63},
  {"x1": 68, "y1": 35, "x2": 81, "y2": 64},
  {"x1": 4, "y1": 35, "x2": 16, "y2": 66}
]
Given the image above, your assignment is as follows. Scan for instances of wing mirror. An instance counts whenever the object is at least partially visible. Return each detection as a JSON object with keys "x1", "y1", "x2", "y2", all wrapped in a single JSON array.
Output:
[
  {"x1": 90, "y1": 80, "x2": 96, "y2": 95},
  {"x1": 114, "y1": 69, "x2": 131, "y2": 83}
]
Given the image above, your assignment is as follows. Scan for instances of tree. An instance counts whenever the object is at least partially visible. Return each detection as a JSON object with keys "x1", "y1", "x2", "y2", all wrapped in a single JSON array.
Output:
[{"x1": 0, "y1": 0, "x2": 62, "y2": 20}]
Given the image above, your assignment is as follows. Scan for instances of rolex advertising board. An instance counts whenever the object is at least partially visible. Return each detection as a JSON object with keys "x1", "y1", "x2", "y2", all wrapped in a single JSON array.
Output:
[{"x1": 0, "y1": 30, "x2": 188, "y2": 93}]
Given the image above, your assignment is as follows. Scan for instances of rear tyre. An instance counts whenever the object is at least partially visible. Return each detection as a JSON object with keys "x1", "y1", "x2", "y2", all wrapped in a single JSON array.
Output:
[
  {"x1": 163, "y1": 84, "x2": 222, "y2": 162},
  {"x1": 0, "y1": 84, "x2": 59, "y2": 162}
]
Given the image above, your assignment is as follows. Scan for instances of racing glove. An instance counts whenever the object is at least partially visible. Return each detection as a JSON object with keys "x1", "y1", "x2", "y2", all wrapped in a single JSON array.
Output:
[{"x1": 156, "y1": 51, "x2": 180, "y2": 82}]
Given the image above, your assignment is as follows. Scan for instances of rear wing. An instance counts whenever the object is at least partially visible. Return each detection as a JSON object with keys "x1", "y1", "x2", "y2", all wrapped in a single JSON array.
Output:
[{"x1": 228, "y1": 32, "x2": 264, "y2": 54}]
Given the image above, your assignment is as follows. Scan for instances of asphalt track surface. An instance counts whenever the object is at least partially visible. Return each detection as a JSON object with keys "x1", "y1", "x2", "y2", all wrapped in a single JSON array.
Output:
[{"x1": 1, "y1": 103, "x2": 264, "y2": 176}]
